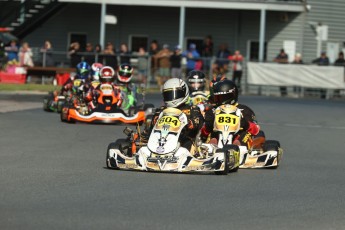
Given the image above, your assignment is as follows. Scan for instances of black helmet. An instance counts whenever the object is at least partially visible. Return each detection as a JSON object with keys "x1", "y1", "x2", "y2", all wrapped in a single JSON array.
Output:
[
  {"x1": 187, "y1": 70, "x2": 206, "y2": 93},
  {"x1": 212, "y1": 79, "x2": 238, "y2": 105}
]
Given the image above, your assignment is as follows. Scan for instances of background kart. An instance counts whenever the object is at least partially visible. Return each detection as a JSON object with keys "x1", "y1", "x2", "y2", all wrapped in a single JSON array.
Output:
[{"x1": 43, "y1": 91, "x2": 66, "y2": 113}]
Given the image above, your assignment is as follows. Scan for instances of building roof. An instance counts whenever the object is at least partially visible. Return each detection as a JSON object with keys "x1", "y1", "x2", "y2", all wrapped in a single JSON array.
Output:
[{"x1": 58, "y1": 0, "x2": 304, "y2": 12}]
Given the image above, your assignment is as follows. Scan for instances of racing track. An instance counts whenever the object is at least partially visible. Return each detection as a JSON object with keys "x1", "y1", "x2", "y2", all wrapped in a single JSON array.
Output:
[{"x1": 1, "y1": 93, "x2": 345, "y2": 230}]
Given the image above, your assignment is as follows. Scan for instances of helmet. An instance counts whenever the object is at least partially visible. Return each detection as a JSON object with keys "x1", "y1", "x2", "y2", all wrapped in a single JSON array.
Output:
[
  {"x1": 212, "y1": 79, "x2": 238, "y2": 105},
  {"x1": 99, "y1": 66, "x2": 115, "y2": 83},
  {"x1": 91, "y1": 63, "x2": 103, "y2": 81},
  {"x1": 187, "y1": 70, "x2": 206, "y2": 93},
  {"x1": 162, "y1": 78, "x2": 189, "y2": 108},
  {"x1": 117, "y1": 64, "x2": 133, "y2": 83},
  {"x1": 76, "y1": 62, "x2": 90, "y2": 80}
]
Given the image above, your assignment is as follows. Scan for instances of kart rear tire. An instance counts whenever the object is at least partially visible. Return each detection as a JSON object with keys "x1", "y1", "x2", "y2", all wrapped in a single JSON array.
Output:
[
  {"x1": 143, "y1": 103, "x2": 155, "y2": 110},
  {"x1": 263, "y1": 140, "x2": 280, "y2": 151},
  {"x1": 43, "y1": 98, "x2": 50, "y2": 112}
]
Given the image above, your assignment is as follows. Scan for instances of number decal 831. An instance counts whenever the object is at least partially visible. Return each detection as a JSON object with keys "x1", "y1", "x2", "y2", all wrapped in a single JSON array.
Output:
[{"x1": 215, "y1": 114, "x2": 239, "y2": 126}]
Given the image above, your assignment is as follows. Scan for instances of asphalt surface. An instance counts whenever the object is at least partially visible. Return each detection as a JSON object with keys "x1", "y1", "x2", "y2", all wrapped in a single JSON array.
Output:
[{"x1": 1, "y1": 93, "x2": 345, "y2": 230}]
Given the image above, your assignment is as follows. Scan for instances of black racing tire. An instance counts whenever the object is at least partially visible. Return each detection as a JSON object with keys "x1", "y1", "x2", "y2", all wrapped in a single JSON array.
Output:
[
  {"x1": 43, "y1": 98, "x2": 51, "y2": 112},
  {"x1": 143, "y1": 103, "x2": 155, "y2": 111},
  {"x1": 263, "y1": 140, "x2": 281, "y2": 169},
  {"x1": 106, "y1": 139, "x2": 127, "y2": 169},
  {"x1": 263, "y1": 140, "x2": 280, "y2": 151},
  {"x1": 225, "y1": 145, "x2": 240, "y2": 173},
  {"x1": 57, "y1": 100, "x2": 65, "y2": 113},
  {"x1": 215, "y1": 149, "x2": 230, "y2": 175}
]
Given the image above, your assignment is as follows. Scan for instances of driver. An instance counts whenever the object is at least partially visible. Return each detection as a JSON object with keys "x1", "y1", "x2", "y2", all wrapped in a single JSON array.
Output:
[
  {"x1": 141, "y1": 78, "x2": 204, "y2": 152},
  {"x1": 201, "y1": 79, "x2": 260, "y2": 148},
  {"x1": 186, "y1": 70, "x2": 209, "y2": 108},
  {"x1": 85, "y1": 66, "x2": 122, "y2": 110},
  {"x1": 116, "y1": 64, "x2": 138, "y2": 112},
  {"x1": 60, "y1": 61, "x2": 90, "y2": 96}
]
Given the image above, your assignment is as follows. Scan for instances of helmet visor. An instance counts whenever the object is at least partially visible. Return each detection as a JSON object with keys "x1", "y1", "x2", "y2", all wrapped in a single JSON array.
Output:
[
  {"x1": 163, "y1": 88, "x2": 185, "y2": 103},
  {"x1": 119, "y1": 70, "x2": 132, "y2": 78},
  {"x1": 213, "y1": 92, "x2": 235, "y2": 105}
]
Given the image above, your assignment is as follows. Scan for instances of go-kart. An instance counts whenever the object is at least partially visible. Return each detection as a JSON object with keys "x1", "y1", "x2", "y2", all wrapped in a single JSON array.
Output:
[
  {"x1": 43, "y1": 91, "x2": 67, "y2": 113},
  {"x1": 60, "y1": 83, "x2": 153, "y2": 125},
  {"x1": 106, "y1": 107, "x2": 240, "y2": 175},
  {"x1": 212, "y1": 104, "x2": 283, "y2": 168}
]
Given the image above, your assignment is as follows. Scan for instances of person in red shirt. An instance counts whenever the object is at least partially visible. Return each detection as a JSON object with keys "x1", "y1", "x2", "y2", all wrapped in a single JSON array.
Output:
[{"x1": 228, "y1": 50, "x2": 244, "y2": 92}]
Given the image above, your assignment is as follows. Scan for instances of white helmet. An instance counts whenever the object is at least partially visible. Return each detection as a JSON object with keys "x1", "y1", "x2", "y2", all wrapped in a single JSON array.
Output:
[{"x1": 162, "y1": 78, "x2": 189, "y2": 107}]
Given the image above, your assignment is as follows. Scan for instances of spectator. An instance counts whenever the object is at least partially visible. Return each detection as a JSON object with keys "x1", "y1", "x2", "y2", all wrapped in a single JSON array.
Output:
[
  {"x1": 4, "y1": 39, "x2": 19, "y2": 62},
  {"x1": 18, "y1": 42, "x2": 34, "y2": 67},
  {"x1": 137, "y1": 47, "x2": 148, "y2": 85},
  {"x1": 68, "y1": 41, "x2": 81, "y2": 68},
  {"x1": 94, "y1": 44, "x2": 102, "y2": 63},
  {"x1": 273, "y1": 49, "x2": 289, "y2": 64},
  {"x1": 213, "y1": 43, "x2": 230, "y2": 74},
  {"x1": 102, "y1": 42, "x2": 118, "y2": 69},
  {"x1": 170, "y1": 45, "x2": 182, "y2": 78},
  {"x1": 291, "y1": 53, "x2": 303, "y2": 64},
  {"x1": 83, "y1": 42, "x2": 95, "y2": 66},
  {"x1": 334, "y1": 52, "x2": 345, "y2": 66},
  {"x1": 273, "y1": 48, "x2": 289, "y2": 96},
  {"x1": 40, "y1": 40, "x2": 54, "y2": 67},
  {"x1": 312, "y1": 51, "x2": 329, "y2": 66},
  {"x1": 312, "y1": 52, "x2": 330, "y2": 99},
  {"x1": 119, "y1": 43, "x2": 131, "y2": 65},
  {"x1": 291, "y1": 53, "x2": 304, "y2": 95},
  {"x1": 0, "y1": 39, "x2": 5, "y2": 69},
  {"x1": 149, "y1": 40, "x2": 159, "y2": 80},
  {"x1": 202, "y1": 35, "x2": 213, "y2": 72},
  {"x1": 228, "y1": 50, "x2": 244, "y2": 91},
  {"x1": 155, "y1": 44, "x2": 172, "y2": 87},
  {"x1": 182, "y1": 43, "x2": 200, "y2": 76}
]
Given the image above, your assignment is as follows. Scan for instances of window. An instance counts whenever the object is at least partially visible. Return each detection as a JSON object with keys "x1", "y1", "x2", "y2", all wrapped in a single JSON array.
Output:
[
  {"x1": 69, "y1": 33, "x2": 87, "y2": 51},
  {"x1": 186, "y1": 37, "x2": 203, "y2": 55},
  {"x1": 129, "y1": 35, "x2": 148, "y2": 52},
  {"x1": 247, "y1": 40, "x2": 267, "y2": 61}
]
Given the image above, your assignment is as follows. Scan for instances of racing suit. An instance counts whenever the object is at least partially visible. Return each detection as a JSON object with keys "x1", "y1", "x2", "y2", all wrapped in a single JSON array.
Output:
[
  {"x1": 201, "y1": 103, "x2": 260, "y2": 148},
  {"x1": 142, "y1": 103, "x2": 204, "y2": 152},
  {"x1": 85, "y1": 83, "x2": 122, "y2": 111}
]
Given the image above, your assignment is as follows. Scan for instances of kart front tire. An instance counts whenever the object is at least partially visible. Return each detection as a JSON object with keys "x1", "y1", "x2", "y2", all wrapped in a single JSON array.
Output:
[
  {"x1": 215, "y1": 150, "x2": 229, "y2": 175},
  {"x1": 106, "y1": 142, "x2": 119, "y2": 169},
  {"x1": 263, "y1": 140, "x2": 281, "y2": 169}
]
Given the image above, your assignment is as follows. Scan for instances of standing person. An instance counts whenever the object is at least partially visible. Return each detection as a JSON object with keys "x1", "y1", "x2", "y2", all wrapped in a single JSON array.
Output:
[
  {"x1": 182, "y1": 43, "x2": 200, "y2": 76},
  {"x1": 0, "y1": 39, "x2": 6, "y2": 69},
  {"x1": 334, "y1": 52, "x2": 345, "y2": 66},
  {"x1": 83, "y1": 42, "x2": 95, "y2": 66},
  {"x1": 213, "y1": 43, "x2": 230, "y2": 74},
  {"x1": 312, "y1": 51, "x2": 330, "y2": 99},
  {"x1": 312, "y1": 51, "x2": 329, "y2": 66},
  {"x1": 202, "y1": 35, "x2": 213, "y2": 73},
  {"x1": 18, "y1": 42, "x2": 34, "y2": 67},
  {"x1": 149, "y1": 40, "x2": 159, "y2": 82},
  {"x1": 94, "y1": 44, "x2": 103, "y2": 63},
  {"x1": 4, "y1": 40, "x2": 19, "y2": 62},
  {"x1": 154, "y1": 44, "x2": 172, "y2": 88},
  {"x1": 102, "y1": 42, "x2": 118, "y2": 69},
  {"x1": 273, "y1": 49, "x2": 289, "y2": 64},
  {"x1": 291, "y1": 53, "x2": 303, "y2": 64},
  {"x1": 273, "y1": 48, "x2": 289, "y2": 96},
  {"x1": 119, "y1": 43, "x2": 131, "y2": 65},
  {"x1": 170, "y1": 45, "x2": 182, "y2": 78},
  {"x1": 40, "y1": 40, "x2": 54, "y2": 67},
  {"x1": 228, "y1": 50, "x2": 244, "y2": 91},
  {"x1": 137, "y1": 47, "x2": 148, "y2": 85},
  {"x1": 68, "y1": 42, "x2": 81, "y2": 68}
]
